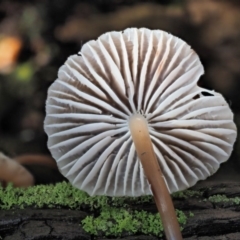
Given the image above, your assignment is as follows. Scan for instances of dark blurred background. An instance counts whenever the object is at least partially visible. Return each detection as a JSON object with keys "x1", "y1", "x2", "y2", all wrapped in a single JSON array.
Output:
[{"x1": 0, "y1": 0, "x2": 240, "y2": 182}]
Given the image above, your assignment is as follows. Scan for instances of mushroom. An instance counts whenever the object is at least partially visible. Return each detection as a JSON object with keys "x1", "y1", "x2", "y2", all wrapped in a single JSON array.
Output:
[
  {"x1": 44, "y1": 28, "x2": 237, "y2": 240},
  {"x1": 0, "y1": 153, "x2": 64, "y2": 187},
  {"x1": 0, "y1": 152, "x2": 34, "y2": 187},
  {"x1": 14, "y1": 154, "x2": 66, "y2": 185},
  {"x1": 14, "y1": 154, "x2": 58, "y2": 170}
]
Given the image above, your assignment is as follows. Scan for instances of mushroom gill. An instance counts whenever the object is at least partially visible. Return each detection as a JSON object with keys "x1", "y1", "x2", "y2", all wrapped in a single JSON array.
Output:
[{"x1": 44, "y1": 27, "x2": 237, "y2": 240}]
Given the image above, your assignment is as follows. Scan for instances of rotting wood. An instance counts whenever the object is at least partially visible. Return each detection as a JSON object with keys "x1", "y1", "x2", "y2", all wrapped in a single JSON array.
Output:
[{"x1": 1, "y1": 182, "x2": 240, "y2": 240}]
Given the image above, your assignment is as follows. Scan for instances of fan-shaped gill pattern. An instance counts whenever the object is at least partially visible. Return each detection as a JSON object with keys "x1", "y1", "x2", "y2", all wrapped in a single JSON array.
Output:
[{"x1": 44, "y1": 28, "x2": 237, "y2": 196}]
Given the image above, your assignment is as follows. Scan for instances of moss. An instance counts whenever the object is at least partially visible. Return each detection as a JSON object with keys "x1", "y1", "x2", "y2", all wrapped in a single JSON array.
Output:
[
  {"x1": 172, "y1": 189, "x2": 203, "y2": 199},
  {"x1": 208, "y1": 194, "x2": 240, "y2": 205},
  {"x1": 189, "y1": 211, "x2": 194, "y2": 217},
  {"x1": 0, "y1": 182, "x2": 154, "y2": 210},
  {"x1": 82, "y1": 207, "x2": 162, "y2": 237},
  {"x1": 0, "y1": 182, "x2": 202, "y2": 210},
  {"x1": 0, "y1": 182, "x2": 90, "y2": 210},
  {"x1": 82, "y1": 207, "x2": 187, "y2": 237},
  {"x1": 0, "y1": 182, "x2": 190, "y2": 237}
]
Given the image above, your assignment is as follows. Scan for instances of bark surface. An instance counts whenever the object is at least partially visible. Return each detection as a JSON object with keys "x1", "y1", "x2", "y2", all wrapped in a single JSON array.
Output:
[{"x1": 1, "y1": 182, "x2": 240, "y2": 240}]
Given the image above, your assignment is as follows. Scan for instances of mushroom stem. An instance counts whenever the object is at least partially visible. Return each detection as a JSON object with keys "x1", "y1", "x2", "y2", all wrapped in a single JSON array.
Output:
[{"x1": 129, "y1": 114, "x2": 182, "y2": 240}]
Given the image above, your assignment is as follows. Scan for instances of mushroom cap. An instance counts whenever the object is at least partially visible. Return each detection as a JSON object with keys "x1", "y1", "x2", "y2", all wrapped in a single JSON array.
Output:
[
  {"x1": 44, "y1": 28, "x2": 237, "y2": 196},
  {"x1": 0, "y1": 152, "x2": 34, "y2": 187}
]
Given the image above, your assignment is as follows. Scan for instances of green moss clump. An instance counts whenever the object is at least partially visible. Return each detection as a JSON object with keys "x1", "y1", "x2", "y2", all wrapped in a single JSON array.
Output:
[
  {"x1": 0, "y1": 182, "x2": 155, "y2": 210},
  {"x1": 0, "y1": 182, "x2": 203, "y2": 210},
  {"x1": 82, "y1": 207, "x2": 163, "y2": 237},
  {"x1": 172, "y1": 189, "x2": 203, "y2": 199},
  {"x1": 208, "y1": 194, "x2": 240, "y2": 205},
  {"x1": 82, "y1": 207, "x2": 187, "y2": 237},
  {"x1": 0, "y1": 181, "x2": 89, "y2": 210},
  {"x1": 0, "y1": 182, "x2": 190, "y2": 238},
  {"x1": 189, "y1": 211, "x2": 194, "y2": 217}
]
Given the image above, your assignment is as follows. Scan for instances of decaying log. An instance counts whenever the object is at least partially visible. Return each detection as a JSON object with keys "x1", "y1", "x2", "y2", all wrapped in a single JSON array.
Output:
[
  {"x1": 1, "y1": 182, "x2": 240, "y2": 240},
  {"x1": 0, "y1": 209, "x2": 89, "y2": 240}
]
